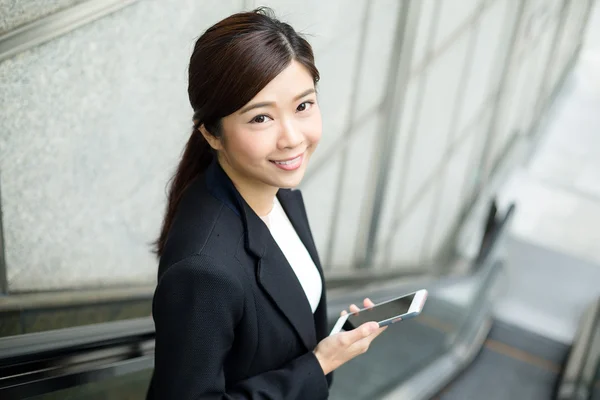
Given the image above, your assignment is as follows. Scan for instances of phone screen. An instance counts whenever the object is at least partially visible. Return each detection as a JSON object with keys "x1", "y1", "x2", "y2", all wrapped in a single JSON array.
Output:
[{"x1": 345, "y1": 293, "x2": 416, "y2": 330}]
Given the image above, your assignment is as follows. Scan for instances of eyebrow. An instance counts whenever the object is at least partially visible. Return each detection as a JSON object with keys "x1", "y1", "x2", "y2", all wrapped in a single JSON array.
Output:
[{"x1": 239, "y1": 88, "x2": 316, "y2": 114}]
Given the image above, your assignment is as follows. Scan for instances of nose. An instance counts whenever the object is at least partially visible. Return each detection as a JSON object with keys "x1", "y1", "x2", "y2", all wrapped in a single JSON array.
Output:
[{"x1": 278, "y1": 118, "x2": 304, "y2": 149}]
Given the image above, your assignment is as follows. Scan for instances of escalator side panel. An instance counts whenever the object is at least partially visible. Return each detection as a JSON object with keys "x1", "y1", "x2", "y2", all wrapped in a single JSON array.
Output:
[
  {"x1": 329, "y1": 315, "x2": 448, "y2": 400},
  {"x1": 487, "y1": 321, "x2": 570, "y2": 366},
  {"x1": 440, "y1": 345, "x2": 560, "y2": 400},
  {"x1": 329, "y1": 296, "x2": 469, "y2": 400},
  {"x1": 439, "y1": 321, "x2": 570, "y2": 400}
]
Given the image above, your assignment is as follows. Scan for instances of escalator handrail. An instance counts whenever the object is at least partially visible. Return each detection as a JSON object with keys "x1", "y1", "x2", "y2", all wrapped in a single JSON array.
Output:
[
  {"x1": 0, "y1": 317, "x2": 154, "y2": 367},
  {"x1": 0, "y1": 317, "x2": 155, "y2": 399}
]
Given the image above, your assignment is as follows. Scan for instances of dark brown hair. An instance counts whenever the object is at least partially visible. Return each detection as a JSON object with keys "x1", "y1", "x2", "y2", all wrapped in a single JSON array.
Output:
[{"x1": 155, "y1": 7, "x2": 320, "y2": 257}]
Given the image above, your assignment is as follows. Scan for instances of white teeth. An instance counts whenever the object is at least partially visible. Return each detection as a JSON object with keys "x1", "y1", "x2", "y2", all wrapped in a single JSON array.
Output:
[{"x1": 274, "y1": 155, "x2": 301, "y2": 165}]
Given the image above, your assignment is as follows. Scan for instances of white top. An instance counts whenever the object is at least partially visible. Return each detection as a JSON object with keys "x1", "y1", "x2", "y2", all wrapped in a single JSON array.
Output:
[{"x1": 260, "y1": 197, "x2": 322, "y2": 313}]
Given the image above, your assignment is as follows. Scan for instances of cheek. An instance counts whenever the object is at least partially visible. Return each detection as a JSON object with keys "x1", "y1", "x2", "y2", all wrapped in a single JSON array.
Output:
[
  {"x1": 228, "y1": 131, "x2": 273, "y2": 163},
  {"x1": 304, "y1": 113, "x2": 323, "y2": 145},
  {"x1": 309, "y1": 129, "x2": 322, "y2": 145}
]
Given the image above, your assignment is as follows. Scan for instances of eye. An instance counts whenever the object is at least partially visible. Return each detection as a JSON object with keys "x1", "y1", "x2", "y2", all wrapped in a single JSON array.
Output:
[
  {"x1": 250, "y1": 114, "x2": 272, "y2": 124},
  {"x1": 296, "y1": 101, "x2": 314, "y2": 112}
]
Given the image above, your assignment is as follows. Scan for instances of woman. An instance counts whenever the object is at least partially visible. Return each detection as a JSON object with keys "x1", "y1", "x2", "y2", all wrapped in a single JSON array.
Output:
[{"x1": 147, "y1": 8, "x2": 385, "y2": 399}]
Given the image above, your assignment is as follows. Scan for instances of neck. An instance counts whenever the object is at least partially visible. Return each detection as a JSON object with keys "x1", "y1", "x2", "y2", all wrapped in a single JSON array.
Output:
[{"x1": 218, "y1": 157, "x2": 277, "y2": 217}]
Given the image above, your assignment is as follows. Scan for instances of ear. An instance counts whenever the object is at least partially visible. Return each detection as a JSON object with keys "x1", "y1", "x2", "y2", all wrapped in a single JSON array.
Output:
[{"x1": 199, "y1": 124, "x2": 223, "y2": 151}]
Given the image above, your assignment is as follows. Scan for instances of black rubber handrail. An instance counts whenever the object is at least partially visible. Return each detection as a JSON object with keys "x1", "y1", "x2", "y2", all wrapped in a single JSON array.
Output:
[
  {"x1": 0, "y1": 317, "x2": 155, "y2": 399},
  {"x1": 0, "y1": 317, "x2": 153, "y2": 367}
]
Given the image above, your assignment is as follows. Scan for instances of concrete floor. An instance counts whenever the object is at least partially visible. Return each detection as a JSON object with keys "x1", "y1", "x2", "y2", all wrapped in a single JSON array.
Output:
[{"x1": 493, "y1": 5, "x2": 600, "y2": 344}]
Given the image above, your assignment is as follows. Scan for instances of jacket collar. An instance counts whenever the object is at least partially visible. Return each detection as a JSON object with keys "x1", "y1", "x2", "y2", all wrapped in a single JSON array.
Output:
[
  {"x1": 204, "y1": 158, "x2": 271, "y2": 259},
  {"x1": 205, "y1": 159, "x2": 321, "y2": 350}
]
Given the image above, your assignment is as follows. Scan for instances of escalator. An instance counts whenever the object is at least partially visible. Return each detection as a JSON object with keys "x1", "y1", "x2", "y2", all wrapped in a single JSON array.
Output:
[
  {"x1": 437, "y1": 320, "x2": 569, "y2": 400},
  {"x1": 328, "y1": 294, "x2": 466, "y2": 400},
  {"x1": 327, "y1": 202, "x2": 600, "y2": 400}
]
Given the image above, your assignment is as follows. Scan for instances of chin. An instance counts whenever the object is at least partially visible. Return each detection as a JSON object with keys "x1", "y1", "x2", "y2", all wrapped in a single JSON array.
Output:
[
  {"x1": 277, "y1": 178, "x2": 303, "y2": 189},
  {"x1": 273, "y1": 172, "x2": 305, "y2": 189}
]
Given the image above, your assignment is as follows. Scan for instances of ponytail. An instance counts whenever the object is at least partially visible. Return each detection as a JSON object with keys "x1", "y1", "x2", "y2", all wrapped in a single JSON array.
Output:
[{"x1": 154, "y1": 128, "x2": 215, "y2": 257}]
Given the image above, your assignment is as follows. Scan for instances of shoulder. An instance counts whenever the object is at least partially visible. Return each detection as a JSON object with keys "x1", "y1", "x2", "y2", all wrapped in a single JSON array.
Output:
[
  {"x1": 159, "y1": 177, "x2": 245, "y2": 275},
  {"x1": 152, "y1": 253, "x2": 246, "y2": 330},
  {"x1": 158, "y1": 253, "x2": 242, "y2": 287},
  {"x1": 155, "y1": 253, "x2": 245, "y2": 307}
]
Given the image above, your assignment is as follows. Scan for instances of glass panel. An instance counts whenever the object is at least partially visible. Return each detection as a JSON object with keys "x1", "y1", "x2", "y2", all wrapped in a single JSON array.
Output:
[
  {"x1": 309, "y1": 28, "x2": 363, "y2": 168},
  {"x1": 355, "y1": 0, "x2": 400, "y2": 114},
  {"x1": 456, "y1": 0, "x2": 507, "y2": 134},
  {"x1": 300, "y1": 151, "x2": 343, "y2": 267},
  {"x1": 329, "y1": 116, "x2": 380, "y2": 269},
  {"x1": 389, "y1": 183, "x2": 437, "y2": 267},
  {"x1": 410, "y1": 0, "x2": 437, "y2": 71},
  {"x1": 374, "y1": 80, "x2": 420, "y2": 265},
  {"x1": 402, "y1": 33, "x2": 470, "y2": 217},
  {"x1": 425, "y1": 130, "x2": 480, "y2": 260},
  {"x1": 433, "y1": 0, "x2": 481, "y2": 53}
]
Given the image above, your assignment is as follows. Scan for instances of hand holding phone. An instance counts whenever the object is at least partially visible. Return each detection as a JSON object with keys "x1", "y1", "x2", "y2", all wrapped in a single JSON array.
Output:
[
  {"x1": 329, "y1": 289, "x2": 428, "y2": 336},
  {"x1": 313, "y1": 298, "x2": 387, "y2": 375}
]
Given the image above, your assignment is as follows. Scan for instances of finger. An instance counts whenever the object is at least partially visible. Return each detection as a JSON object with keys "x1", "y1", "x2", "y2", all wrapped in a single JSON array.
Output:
[
  {"x1": 354, "y1": 328, "x2": 386, "y2": 353},
  {"x1": 373, "y1": 325, "x2": 388, "y2": 336},
  {"x1": 364, "y1": 298, "x2": 375, "y2": 308},
  {"x1": 349, "y1": 304, "x2": 360, "y2": 315},
  {"x1": 350, "y1": 321, "x2": 379, "y2": 340},
  {"x1": 340, "y1": 310, "x2": 347, "y2": 317},
  {"x1": 350, "y1": 325, "x2": 385, "y2": 354},
  {"x1": 368, "y1": 325, "x2": 388, "y2": 341},
  {"x1": 337, "y1": 321, "x2": 378, "y2": 347}
]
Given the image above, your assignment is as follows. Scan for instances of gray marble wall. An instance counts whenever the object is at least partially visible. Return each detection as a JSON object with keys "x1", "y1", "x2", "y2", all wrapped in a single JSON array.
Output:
[
  {"x1": 0, "y1": 0, "x2": 244, "y2": 291},
  {"x1": 0, "y1": 0, "x2": 88, "y2": 35}
]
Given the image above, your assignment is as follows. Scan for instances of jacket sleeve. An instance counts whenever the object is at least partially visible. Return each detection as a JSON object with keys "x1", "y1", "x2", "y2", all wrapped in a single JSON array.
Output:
[{"x1": 151, "y1": 254, "x2": 330, "y2": 400}]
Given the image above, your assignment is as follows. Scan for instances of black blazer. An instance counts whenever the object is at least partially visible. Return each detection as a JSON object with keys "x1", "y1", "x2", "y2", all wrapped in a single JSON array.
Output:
[{"x1": 146, "y1": 159, "x2": 333, "y2": 399}]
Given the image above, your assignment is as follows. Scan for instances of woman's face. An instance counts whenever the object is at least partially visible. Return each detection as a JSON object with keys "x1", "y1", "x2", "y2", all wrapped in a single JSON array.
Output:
[{"x1": 209, "y1": 60, "x2": 322, "y2": 193}]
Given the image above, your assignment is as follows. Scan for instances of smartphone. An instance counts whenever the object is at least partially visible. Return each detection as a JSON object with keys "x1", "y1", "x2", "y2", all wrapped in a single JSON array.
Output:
[{"x1": 329, "y1": 289, "x2": 428, "y2": 335}]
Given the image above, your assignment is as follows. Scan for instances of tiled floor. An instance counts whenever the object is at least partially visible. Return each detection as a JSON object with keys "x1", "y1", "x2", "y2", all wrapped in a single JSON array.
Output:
[{"x1": 493, "y1": 5, "x2": 600, "y2": 344}]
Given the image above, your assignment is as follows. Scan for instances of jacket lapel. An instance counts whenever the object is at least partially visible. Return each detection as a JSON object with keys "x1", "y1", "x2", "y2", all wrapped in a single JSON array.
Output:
[
  {"x1": 277, "y1": 190, "x2": 329, "y2": 337},
  {"x1": 244, "y1": 202, "x2": 317, "y2": 351},
  {"x1": 205, "y1": 160, "x2": 318, "y2": 350}
]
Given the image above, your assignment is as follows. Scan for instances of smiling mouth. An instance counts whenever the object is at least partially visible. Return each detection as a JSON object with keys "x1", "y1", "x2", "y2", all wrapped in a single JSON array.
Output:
[
  {"x1": 270, "y1": 153, "x2": 305, "y2": 170},
  {"x1": 270, "y1": 153, "x2": 304, "y2": 165}
]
